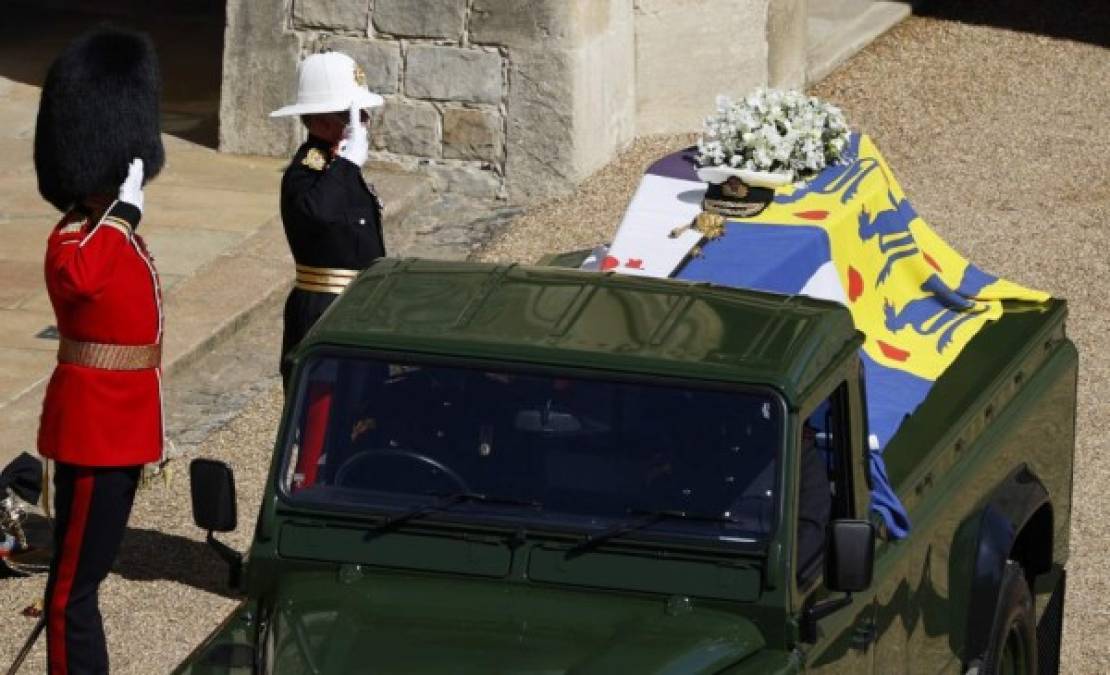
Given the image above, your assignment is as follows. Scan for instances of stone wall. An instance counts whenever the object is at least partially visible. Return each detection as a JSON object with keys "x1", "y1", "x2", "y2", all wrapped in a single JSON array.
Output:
[
  {"x1": 767, "y1": 0, "x2": 809, "y2": 90},
  {"x1": 221, "y1": 0, "x2": 809, "y2": 202},
  {"x1": 635, "y1": 0, "x2": 772, "y2": 136},
  {"x1": 291, "y1": 0, "x2": 509, "y2": 199},
  {"x1": 219, "y1": 0, "x2": 304, "y2": 157},
  {"x1": 494, "y1": 0, "x2": 637, "y2": 201}
]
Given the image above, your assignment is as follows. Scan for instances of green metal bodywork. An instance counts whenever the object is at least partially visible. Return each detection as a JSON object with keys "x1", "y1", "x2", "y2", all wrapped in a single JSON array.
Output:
[
  {"x1": 175, "y1": 259, "x2": 1077, "y2": 675},
  {"x1": 297, "y1": 259, "x2": 860, "y2": 403}
]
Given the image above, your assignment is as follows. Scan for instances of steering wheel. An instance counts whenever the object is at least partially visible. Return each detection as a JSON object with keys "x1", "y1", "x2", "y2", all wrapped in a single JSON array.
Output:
[{"x1": 332, "y1": 448, "x2": 469, "y2": 493}]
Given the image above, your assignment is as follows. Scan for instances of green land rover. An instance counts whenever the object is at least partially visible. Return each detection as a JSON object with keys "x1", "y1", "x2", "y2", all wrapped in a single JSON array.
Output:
[{"x1": 176, "y1": 258, "x2": 1076, "y2": 674}]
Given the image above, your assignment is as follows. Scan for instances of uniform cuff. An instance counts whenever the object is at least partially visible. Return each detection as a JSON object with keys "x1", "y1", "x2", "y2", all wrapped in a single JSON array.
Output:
[{"x1": 105, "y1": 201, "x2": 142, "y2": 234}]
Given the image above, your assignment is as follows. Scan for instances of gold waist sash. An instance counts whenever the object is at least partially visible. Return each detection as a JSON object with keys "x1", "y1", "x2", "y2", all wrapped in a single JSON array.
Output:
[
  {"x1": 294, "y1": 264, "x2": 360, "y2": 294},
  {"x1": 58, "y1": 337, "x2": 162, "y2": 370}
]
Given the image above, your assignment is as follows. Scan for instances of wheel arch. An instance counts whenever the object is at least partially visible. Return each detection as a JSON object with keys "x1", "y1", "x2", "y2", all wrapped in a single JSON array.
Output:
[{"x1": 950, "y1": 464, "x2": 1052, "y2": 664}]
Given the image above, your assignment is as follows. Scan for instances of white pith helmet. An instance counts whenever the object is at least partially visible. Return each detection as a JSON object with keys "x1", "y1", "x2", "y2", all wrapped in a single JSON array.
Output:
[{"x1": 269, "y1": 51, "x2": 384, "y2": 118}]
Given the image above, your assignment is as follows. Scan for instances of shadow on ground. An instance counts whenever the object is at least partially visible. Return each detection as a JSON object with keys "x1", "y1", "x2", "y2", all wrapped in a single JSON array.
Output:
[
  {"x1": 3, "y1": 520, "x2": 237, "y2": 599},
  {"x1": 114, "y1": 527, "x2": 239, "y2": 599},
  {"x1": 0, "y1": 0, "x2": 226, "y2": 148},
  {"x1": 914, "y1": 0, "x2": 1109, "y2": 47}
]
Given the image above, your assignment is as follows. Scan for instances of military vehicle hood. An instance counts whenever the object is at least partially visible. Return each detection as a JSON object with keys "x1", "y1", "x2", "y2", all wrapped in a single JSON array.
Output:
[{"x1": 263, "y1": 571, "x2": 766, "y2": 674}]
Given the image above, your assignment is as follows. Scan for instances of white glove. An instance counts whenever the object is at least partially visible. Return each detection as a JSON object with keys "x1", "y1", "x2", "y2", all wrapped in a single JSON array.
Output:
[
  {"x1": 118, "y1": 158, "x2": 144, "y2": 213},
  {"x1": 337, "y1": 103, "x2": 369, "y2": 167}
]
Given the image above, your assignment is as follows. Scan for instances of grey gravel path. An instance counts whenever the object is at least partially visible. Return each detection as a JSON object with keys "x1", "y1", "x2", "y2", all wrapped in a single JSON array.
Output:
[
  {"x1": 1, "y1": 6, "x2": 1107, "y2": 674},
  {"x1": 0, "y1": 386, "x2": 282, "y2": 673}
]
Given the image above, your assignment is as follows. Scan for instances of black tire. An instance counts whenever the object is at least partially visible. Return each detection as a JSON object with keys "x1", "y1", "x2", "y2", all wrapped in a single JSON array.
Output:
[
  {"x1": 982, "y1": 560, "x2": 1037, "y2": 675},
  {"x1": 1036, "y1": 571, "x2": 1065, "y2": 675}
]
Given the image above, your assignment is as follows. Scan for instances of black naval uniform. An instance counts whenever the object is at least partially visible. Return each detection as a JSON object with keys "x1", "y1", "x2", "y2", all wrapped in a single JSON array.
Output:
[{"x1": 280, "y1": 135, "x2": 385, "y2": 385}]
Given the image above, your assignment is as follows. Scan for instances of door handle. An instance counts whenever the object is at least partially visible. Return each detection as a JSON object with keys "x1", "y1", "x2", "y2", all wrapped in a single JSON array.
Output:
[{"x1": 850, "y1": 621, "x2": 878, "y2": 650}]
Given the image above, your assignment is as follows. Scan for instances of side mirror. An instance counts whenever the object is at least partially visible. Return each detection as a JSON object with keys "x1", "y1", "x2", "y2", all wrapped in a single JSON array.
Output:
[
  {"x1": 189, "y1": 459, "x2": 243, "y2": 589},
  {"x1": 190, "y1": 459, "x2": 237, "y2": 532},
  {"x1": 825, "y1": 519, "x2": 875, "y2": 592},
  {"x1": 801, "y1": 519, "x2": 876, "y2": 643}
]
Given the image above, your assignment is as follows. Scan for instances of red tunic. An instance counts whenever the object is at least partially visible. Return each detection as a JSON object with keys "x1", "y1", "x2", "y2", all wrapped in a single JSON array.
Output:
[{"x1": 37, "y1": 201, "x2": 164, "y2": 466}]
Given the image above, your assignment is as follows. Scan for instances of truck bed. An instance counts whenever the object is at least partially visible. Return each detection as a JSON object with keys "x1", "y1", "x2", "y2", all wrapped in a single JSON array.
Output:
[
  {"x1": 537, "y1": 250, "x2": 1075, "y2": 538},
  {"x1": 883, "y1": 298, "x2": 1073, "y2": 526}
]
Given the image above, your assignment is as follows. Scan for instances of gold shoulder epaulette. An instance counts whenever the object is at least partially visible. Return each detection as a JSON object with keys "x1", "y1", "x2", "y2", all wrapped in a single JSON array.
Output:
[
  {"x1": 59, "y1": 219, "x2": 87, "y2": 235},
  {"x1": 302, "y1": 147, "x2": 327, "y2": 171}
]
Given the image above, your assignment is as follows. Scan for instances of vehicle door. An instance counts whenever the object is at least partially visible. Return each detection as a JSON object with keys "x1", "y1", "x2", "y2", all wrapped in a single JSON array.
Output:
[{"x1": 797, "y1": 383, "x2": 878, "y2": 673}]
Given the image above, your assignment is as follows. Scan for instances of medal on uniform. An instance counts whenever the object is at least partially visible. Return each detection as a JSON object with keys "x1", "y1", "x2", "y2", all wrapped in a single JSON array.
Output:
[{"x1": 302, "y1": 147, "x2": 327, "y2": 171}]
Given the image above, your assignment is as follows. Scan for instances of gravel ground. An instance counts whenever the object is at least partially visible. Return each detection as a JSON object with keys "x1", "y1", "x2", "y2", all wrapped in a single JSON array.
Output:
[
  {"x1": 0, "y1": 387, "x2": 284, "y2": 673},
  {"x1": 2, "y1": 6, "x2": 1107, "y2": 674}
]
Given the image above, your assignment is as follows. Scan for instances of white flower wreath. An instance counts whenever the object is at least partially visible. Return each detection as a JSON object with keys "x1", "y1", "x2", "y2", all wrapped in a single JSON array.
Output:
[{"x1": 696, "y1": 89, "x2": 851, "y2": 186}]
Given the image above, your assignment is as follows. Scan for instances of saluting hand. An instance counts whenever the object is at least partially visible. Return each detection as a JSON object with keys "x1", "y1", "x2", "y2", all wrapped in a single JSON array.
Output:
[
  {"x1": 118, "y1": 158, "x2": 145, "y2": 213},
  {"x1": 337, "y1": 103, "x2": 369, "y2": 167}
]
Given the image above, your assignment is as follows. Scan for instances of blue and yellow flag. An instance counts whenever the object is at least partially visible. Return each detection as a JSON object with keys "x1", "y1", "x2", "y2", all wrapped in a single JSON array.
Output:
[
  {"x1": 614, "y1": 134, "x2": 1047, "y2": 536},
  {"x1": 738, "y1": 134, "x2": 1047, "y2": 380}
]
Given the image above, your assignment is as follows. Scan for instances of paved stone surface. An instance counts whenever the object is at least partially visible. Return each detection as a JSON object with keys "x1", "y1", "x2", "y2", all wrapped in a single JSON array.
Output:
[
  {"x1": 162, "y1": 293, "x2": 284, "y2": 457},
  {"x1": 392, "y1": 194, "x2": 521, "y2": 260},
  {"x1": 0, "y1": 68, "x2": 285, "y2": 459}
]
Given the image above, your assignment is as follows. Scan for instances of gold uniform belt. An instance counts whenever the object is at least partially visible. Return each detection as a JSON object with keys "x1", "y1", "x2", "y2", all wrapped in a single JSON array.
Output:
[
  {"x1": 58, "y1": 337, "x2": 162, "y2": 370},
  {"x1": 294, "y1": 264, "x2": 360, "y2": 294}
]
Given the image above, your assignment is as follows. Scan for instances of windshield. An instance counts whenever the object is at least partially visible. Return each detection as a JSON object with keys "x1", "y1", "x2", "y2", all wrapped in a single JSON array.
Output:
[{"x1": 280, "y1": 354, "x2": 783, "y2": 547}]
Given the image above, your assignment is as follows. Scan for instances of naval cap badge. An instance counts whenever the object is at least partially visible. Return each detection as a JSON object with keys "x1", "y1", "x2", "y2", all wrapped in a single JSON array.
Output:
[{"x1": 353, "y1": 63, "x2": 367, "y2": 88}]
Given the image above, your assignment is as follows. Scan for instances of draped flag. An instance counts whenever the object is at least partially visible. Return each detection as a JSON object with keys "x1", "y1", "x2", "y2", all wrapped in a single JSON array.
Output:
[{"x1": 603, "y1": 134, "x2": 1048, "y2": 537}]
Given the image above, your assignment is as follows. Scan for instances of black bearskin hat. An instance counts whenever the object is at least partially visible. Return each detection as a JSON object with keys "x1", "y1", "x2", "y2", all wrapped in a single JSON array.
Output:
[{"x1": 34, "y1": 27, "x2": 164, "y2": 212}]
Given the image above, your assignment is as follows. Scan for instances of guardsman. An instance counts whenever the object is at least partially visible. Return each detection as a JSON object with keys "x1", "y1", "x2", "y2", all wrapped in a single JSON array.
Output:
[
  {"x1": 269, "y1": 52, "x2": 387, "y2": 386},
  {"x1": 33, "y1": 28, "x2": 165, "y2": 674}
]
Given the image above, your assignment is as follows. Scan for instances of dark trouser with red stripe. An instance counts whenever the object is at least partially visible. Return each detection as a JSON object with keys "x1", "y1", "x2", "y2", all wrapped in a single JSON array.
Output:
[{"x1": 44, "y1": 463, "x2": 140, "y2": 675}]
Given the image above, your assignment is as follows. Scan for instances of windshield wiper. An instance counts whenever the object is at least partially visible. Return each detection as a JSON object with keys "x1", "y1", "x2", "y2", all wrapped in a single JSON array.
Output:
[
  {"x1": 374, "y1": 492, "x2": 542, "y2": 531},
  {"x1": 565, "y1": 509, "x2": 731, "y2": 558}
]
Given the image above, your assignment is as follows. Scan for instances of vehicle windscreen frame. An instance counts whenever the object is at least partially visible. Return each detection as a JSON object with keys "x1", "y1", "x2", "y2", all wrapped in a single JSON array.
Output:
[{"x1": 274, "y1": 344, "x2": 788, "y2": 552}]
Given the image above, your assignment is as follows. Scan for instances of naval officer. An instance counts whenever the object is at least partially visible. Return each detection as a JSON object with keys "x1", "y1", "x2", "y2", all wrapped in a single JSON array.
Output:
[{"x1": 270, "y1": 52, "x2": 387, "y2": 386}]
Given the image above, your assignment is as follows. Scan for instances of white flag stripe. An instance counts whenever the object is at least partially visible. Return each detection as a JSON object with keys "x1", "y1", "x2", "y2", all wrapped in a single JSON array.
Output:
[
  {"x1": 609, "y1": 174, "x2": 706, "y2": 278},
  {"x1": 798, "y1": 261, "x2": 849, "y2": 305}
]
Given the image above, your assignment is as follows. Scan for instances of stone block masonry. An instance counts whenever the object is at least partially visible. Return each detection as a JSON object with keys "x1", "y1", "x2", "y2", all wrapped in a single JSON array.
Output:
[
  {"x1": 292, "y1": 0, "x2": 369, "y2": 32},
  {"x1": 282, "y1": 1, "x2": 510, "y2": 199},
  {"x1": 251, "y1": 1, "x2": 646, "y2": 201},
  {"x1": 443, "y1": 108, "x2": 503, "y2": 163},
  {"x1": 224, "y1": 0, "x2": 808, "y2": 202},
  {"x1": 635, "y1": 0, "x2": 771, "y2": 135},
  {"x1": 373, "y1": 0, "x2": 468, "y2": 40},
  {"x1": 404, "y1": 46, "x2": 503, "y2": 106},
  {"x1": 376, "y1": 98, "x2": 441, "y2": 158},
  {"x1": 320, "y1": 36, "x2": 401, "y2": 94}
]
